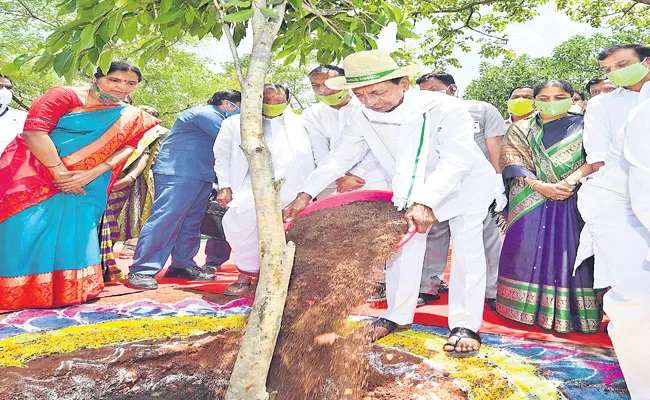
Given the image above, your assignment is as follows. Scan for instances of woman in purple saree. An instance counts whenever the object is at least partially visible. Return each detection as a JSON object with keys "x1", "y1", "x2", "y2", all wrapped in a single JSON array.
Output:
[{"x1": 496, "y1": 80, "x2": 601, "y2": 334}]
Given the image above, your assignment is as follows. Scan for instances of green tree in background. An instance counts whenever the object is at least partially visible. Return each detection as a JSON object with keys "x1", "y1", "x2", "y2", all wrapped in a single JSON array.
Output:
[{"x1": 464, "y1": 30, "x2": 650, "y2": 115}]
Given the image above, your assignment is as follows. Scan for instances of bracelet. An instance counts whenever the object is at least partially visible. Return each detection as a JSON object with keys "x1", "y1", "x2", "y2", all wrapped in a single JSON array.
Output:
[
  {"x1": 529, "y1": 180, "x2": 540, "y2": 191},
  {"x1": 104, "y1": 160, "x2": 116, "y2": 169},
  {"x1": 127, "y1": 175, "x2": 136, "y2": 182},
  {"x1": 45, "y1": 160, "x2": 63, "y2": 169}
]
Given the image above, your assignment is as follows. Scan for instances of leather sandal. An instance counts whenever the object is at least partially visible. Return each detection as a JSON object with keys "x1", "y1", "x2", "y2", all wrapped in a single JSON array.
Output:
[
  {"x1": 223, "y1": 281, "x2": 252, "y2": 296},
  {"x1": 443, "y1": 327, "x2": 482, "y2": 358}
]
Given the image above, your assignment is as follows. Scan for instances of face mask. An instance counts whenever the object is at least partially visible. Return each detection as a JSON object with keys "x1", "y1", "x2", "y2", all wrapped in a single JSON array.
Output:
[
  {"x1": 92, "y1": 79, "x2": 124, "y2": 105},
  {"x1": 606, "y1": 58, "x2": 649, "y2": 87},
  {"x1": 436, "y1": 89, "x2": 448, "y2": 95},
  {"x1": 507, "y1": 98, "x2": 534, "y2": 116},
  {"x1": 224, "y1": 101, "x2": 240, "y2": 118},
  {"x1": 535, "y1": 98, "x2": 573, "y2": 117},
  {"x1": 0, "y1": 89, "x2": 11, "y2": 106},
  {"x1": 262, "y1": 102, "x2": 288, "y2": 117},
  {"x1": 568, "y1": 104, "x2": 583, "y2": 114},
  {"x1": 315, "y1": 90, "x2": 348, "y2": 106}
]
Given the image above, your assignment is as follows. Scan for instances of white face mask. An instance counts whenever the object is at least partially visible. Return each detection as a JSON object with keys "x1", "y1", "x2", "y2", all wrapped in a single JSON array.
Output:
[
  {"x1": 568, "y1": 104, "x2": 583, "y2": 114},
  {"x1": 0, "y1": 90, "x2": 11, "y2": 106}
]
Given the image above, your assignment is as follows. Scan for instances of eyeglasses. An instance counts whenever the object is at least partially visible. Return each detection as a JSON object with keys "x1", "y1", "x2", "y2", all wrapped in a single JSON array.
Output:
[{"x1": 0, "y1": 84, "x2": 13, "y2": 90}]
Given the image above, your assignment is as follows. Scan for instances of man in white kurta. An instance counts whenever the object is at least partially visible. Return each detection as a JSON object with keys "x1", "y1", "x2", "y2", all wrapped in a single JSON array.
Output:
[
  {"x1": 283, "y1": 50, "x2": 502, "y2": 355},
  {"x1": 303, "y1": 65, "x2": 389, "y2": 196},
  {"x1": 583, "y1": 44, "x2": 650, "y2": 169},
  {"x1": 0, "y1": 76, "x2": 27, "y2": 155},
  {"x1": 214, "y1": 85, "x2": 314, "y2": 295},
  {"x1": 576, "y1": 82, "x2": 650, "y2": 399}
]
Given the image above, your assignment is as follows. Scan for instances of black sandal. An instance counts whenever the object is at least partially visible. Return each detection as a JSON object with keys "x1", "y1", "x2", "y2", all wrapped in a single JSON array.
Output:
[
  {"x1": 369, "y1": 318, "x2": 397, "y2": 342},
  {"x1": 443, "y1": 327, "x2": 482, "y2": 358},
  {"x1": 223, "y1": 282, "x2": 252, "y2": 296}
]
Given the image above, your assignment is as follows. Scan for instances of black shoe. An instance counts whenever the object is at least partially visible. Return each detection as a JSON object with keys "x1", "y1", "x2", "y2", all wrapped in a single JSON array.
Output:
[
  {"x1": 164, "y1": 266, "x2": 216, "y2": 281},
  {"x1": 201, "y1": 262, "x2": 221, "y2": 273},
  {"x1": 438, "y1": 280, "x2": 449, "y2": 293},
  {"x1": 416, "y1": 293, "x2": 441, "y2": 307},
  {"x1": 485, "y1": 298, "x2": 497, "y2": 312},
  {"x1": 125, "y1": 273, "x2": 159, "y2": 290}
]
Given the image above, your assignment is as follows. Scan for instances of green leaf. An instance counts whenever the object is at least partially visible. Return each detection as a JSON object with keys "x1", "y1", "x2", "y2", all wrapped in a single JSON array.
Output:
[
  {"x1": 222, "y1": 0, "x2": 251, "y2": 7},
  {"x1": 13, "y1": 54, "x2": 36, "y2": 69},
  {"x1": 45, "y1": 31, "x2": 73, "y2": 53},
  {"x1": 98, "y1": 49, "x2": 114, "y2": 74},
  {"x1": 123, "y1": 18, "x2": 138, "y2": 41},
  {"x1": 343, "y1": 32, "x2": 354, "y2": 47},
  {"x1": 64, "y1": 54, "x2": 80, "y2": 82},
  {"x1": 160, "y1": 0, "x2": 173, "y2": 13},
  {"x1": 268, "y1": 0, "x2": 283, "y2": 4},
  {"x1": 1, "y1": 63, "x2": 17, "y2": 75},
  {"x1": 152, "y1": 9, "x2": 184, "y2": 24},
  {"x1": 185, "y1": 10, "x2": 195, "y2": 24},
  {"x1": 162, "y1": 22, "x2": 183, "y2": 40},
  {"x1": 259, "y1": 7, "x2": 279, "y2": 19},
  {"x1": 222, "y1": 8, "x2": 253, "y2": 23},
  {"x1": 53, "y1": 50, "x2": 77, "y2": 77},
  {"x1": 33, "y1": 53, "x2": 55, "y2": 72},
  {"x1": 287, "y1": 0, "x2": 301, "y2": 11},
  {"x1": 77, "y1": 25, "x2": 96, "y2": 50}
]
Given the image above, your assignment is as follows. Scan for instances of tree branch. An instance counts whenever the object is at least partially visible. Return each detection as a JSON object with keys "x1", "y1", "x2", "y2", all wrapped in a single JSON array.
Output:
[
  {"x1": 11, "y1": 0, "x2": 57, "y2": 27},
  {"x1": 428, "y1": 0, "x2": 500, "y2": 14},
  {"x1": 303, "y1": 1, "x2": 344, "y2": 40},
  {"x1": 212, "y1": 0, "x2": 245, "y2": 87}
]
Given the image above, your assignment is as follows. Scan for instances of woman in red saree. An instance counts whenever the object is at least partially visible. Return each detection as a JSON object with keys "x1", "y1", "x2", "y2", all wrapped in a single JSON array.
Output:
[{"x1": 0, "y1": 61, "x2": 159, "y2": 310}]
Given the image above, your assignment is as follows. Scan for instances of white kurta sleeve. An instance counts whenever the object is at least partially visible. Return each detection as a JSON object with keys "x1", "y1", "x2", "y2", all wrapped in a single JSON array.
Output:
[
  {"x1": 303, "y1": 107, "x2": 332, "y2": 165},
  {"x1": 302, "y1": 129, "x2": 371, "y2": 198},
  {"x1": 213, "y1": 117, "x2": 236, "y2": 189},
  {"x1": 624, "y1": 100, "x2": 650, "y2": 235},
  {"x1": 583, "y1": 96, "x2": 612, "y2": 164},
  {"x1": 410, "y1": 103, "x2": 476, "y2": 211}
]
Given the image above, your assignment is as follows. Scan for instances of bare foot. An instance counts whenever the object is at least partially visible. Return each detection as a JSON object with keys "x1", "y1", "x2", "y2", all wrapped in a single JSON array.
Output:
[{"x1": 314, "y1": 332, "x2": 342, "y2": 346}]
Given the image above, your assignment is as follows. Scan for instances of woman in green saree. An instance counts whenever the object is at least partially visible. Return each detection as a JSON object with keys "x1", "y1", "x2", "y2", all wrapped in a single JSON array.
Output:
[{"x1": 496, "y1": 80, "x2": 601, "y2": 334}]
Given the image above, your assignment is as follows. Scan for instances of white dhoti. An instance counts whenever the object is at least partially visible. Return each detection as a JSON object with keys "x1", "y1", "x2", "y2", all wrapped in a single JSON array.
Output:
[
  {"x1": 420, "y1": 207, "x2": 502, "y2": 299},
  {"x1": 577, "y1": 187, "x2": 650, "y2": 399},
  {"x1": 222, "y1": 205, "x2": 261, "y2": 276},
  {"x1": 384, "y1": 207, "x2": 489, "y2": 330}
]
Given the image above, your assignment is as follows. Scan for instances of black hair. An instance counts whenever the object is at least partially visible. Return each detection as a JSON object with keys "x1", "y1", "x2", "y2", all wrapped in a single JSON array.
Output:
[
  {"x1": 0, "y1": 74, "x2": 12, "y2": 85},
  {"x1": 597, "y1": 44, "x2": 650, "y2": 61},
  {"x1": 95, "y1": 61, "x2": 143, "y2": 82},
  {"x1": 207, "y1": 90, "x2": 242, "y2": 105},
  {"x1": 416, "y1": 72, "x2": 455, "y2": 86},
  {"x1": 263, "y1": 83, "x2": 290, "y2": 101},
  {"x1": 387, "y1": 76, "x2": 410, "y2": 85},
  {"x1": 585, "y1": 77, "x2": 609, "y2": 95},
  {"x1": 508, "y1": 85, "x2": 534, "y2": 98},
  {"x1": 533, "y1": 79, "x2": 575, "y2": 98},
  {"x1": 308, "y1": 65, "x2": 344, "y2": 79},
  {"x1": 573, "y1": 89, "x2": 585, "y2": 101}
]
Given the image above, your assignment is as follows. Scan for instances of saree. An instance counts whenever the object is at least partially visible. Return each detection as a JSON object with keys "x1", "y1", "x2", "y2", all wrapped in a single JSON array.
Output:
[
  {"x1": 99, "y1": 125, "x2": 168, "y2": 283},
  {"x1": 496, "y1": 114, "x2": 601, "y2": 334},
  {"x1": 0, "y1": 92, "x2": 159, "y2": 310}
]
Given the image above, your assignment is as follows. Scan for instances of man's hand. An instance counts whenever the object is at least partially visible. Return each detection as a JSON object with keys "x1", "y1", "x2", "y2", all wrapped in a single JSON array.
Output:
[
  {"x1": 217, "y1": 188, "x2": 233, "y2": 209},
  {"x1": 335, "y1": 174, "x2": 365, "y2": 193},
  {"x1": 404, "y1": 203, "x2": 436, "y2": 234},
  {"x1": 282, "y1": 192, "x2": 313, "y2": 222}
]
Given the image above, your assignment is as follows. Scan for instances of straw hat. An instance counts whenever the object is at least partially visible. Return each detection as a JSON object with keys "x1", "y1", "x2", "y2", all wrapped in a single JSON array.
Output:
[{"x1": 325, "y1": 50, "x2": 420, "y2": 90}]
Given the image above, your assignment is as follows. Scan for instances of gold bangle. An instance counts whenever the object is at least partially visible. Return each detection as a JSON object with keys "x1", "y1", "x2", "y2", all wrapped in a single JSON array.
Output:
[
  {"x1": 529, "y1": 180, "x2": 540, "y2": 190},
  {"x1": 45, "y1": 160, "x2": 63, "y2": 169},
  {"x1": 104, "y1": 160, "x2": 116, "y2": 169}
]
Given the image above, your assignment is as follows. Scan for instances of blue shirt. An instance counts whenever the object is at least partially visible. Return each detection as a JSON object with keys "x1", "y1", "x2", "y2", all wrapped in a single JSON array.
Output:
[{"x1": 153, "y1": 104, "x2": 225, "y2": 182}]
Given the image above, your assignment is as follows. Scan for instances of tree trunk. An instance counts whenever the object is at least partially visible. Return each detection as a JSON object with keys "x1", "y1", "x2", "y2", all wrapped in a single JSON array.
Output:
[{"x1": 225, "y1": 1, "x2": 291, "y2": 399}]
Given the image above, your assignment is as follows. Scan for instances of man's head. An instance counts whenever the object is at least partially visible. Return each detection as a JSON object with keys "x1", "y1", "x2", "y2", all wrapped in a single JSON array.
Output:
[
  {"x1": 597, "y1": 44, "x2": 650, "y2": 88},
  {"x1": 416, "y1": 72, "x2": 457, "y2": 96},
  {"x1": 324, "y1": 50, "x2": 419, "y2": 113},
  {"x1": 308, "y1": 65, "x2": 351, "y2": 107},
  {"x1": 0, "y1": 74, "x2": 13, "y2": 107},
  {"x1": 263, "y1": 84, "x2": 290, "y2": 118},
  {"x1": 585, "y1": 77, "x2": 617, "y2": 97},
  {"x1": 208, "y1": 90, "x2": 242, "y2": 117},
  {"x1": 509, "y1": 86, "x2": 534, "y2": 100}
]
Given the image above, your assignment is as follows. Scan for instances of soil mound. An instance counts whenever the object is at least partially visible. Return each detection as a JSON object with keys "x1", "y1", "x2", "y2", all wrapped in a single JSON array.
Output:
[{"x1": 268, "y1": 200, "x2": 407, "y2": 399}]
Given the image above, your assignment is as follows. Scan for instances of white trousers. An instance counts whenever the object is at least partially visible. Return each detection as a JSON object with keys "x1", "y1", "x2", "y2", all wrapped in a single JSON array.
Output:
[
  {"x1": 384, "y1": 207, "x2": 489, "y2": 331},
  {"x1": 578, "y1": 193, "x2": 650, "y2": 399},
  {"x1": 222, "y1": 205, "x2": 261, "y2": 275},
  {"x1": 420, "y1": 208, "x2": 502, "y2": 298}
]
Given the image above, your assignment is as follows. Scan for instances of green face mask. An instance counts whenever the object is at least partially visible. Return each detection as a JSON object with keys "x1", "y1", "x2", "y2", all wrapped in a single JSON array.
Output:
[
  {"x1": 507, "y1": 98, "x2": 535, "y2": 116},
  {"x1": 315, "y1": 90, "x2": 348, "y2": 106},
  {"x1": 262, "y1": 102, "x2": 288, "y2": 117},
  {"x1": 606, "y1": 58, "x2": 649, "y2": 87},
  {"x1": 535, "y1": 98, "x2": 572, "y2": 117}
]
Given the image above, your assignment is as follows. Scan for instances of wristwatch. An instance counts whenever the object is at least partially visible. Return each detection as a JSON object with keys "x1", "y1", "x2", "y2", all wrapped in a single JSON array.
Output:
[{"x1": 564, "y1": 178, "x2": 577, "y2": 186}]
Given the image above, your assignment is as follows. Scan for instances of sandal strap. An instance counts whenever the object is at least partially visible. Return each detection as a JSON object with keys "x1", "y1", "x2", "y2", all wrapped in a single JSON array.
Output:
[
  {"x1": 449, "y1": 327, "x2": 482, "y2": 344},
  {"x1": 372, "y1": 318, "x2": 398, "y2": 333}
]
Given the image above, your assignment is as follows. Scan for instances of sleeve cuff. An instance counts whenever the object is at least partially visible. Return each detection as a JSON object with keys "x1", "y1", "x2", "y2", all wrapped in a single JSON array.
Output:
[{"x1": 585, "y1": 152, "x2": 607, "y2": 164}]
